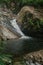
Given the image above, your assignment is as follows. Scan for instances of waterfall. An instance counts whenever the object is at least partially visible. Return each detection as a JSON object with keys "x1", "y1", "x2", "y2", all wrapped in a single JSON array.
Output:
[
  {"x1": 10, "y1": 19, "x2": 24, "y2": 36},
  {"x1": 10, "y1": 19, "x2": 32, "y2": 39}
]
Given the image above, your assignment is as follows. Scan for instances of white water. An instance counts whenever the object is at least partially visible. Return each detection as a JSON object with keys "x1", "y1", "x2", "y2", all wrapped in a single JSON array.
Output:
[
  {"x1": 10, "y1": 19, "x2": 32, "y2": 39},
  {"x1": 10, "y1": 19, "x2": 24, "y2": 36}
]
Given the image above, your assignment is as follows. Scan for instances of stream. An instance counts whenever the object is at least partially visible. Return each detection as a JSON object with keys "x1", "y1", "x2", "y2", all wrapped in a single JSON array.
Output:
[{"x1": 2, "y1": 19, "x2": 43, "y2": 65}]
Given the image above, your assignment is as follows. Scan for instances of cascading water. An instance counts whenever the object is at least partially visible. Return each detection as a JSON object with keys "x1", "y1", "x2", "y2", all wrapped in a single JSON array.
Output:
[
  {"x1": 10, "y1": 19, "x2": 24, "y2": 36},
  {"x1": 1, "y1": 19, "x2": 43, "y2": 65},
  {"x1": 10, "y1": 19, "x2": 32, "y2": 39}
]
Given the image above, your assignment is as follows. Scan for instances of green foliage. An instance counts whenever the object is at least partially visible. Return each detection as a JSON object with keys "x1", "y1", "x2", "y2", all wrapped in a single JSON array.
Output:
[
  {"x1": 0, "y1": 59, "x2": 5, "y2": 65},
  {"x1": 22, "y1": 12, "x2": 43, "y2": 32},
  {"x1": 0, "y1": 0, "x2": 10, "y2": 3},
  {"x1": 0, "y1": 0, "x2": 43, "y2": 6},
  {"x1": 13, "y1": 0, "x2": 43, "y2": 6},
  {"x1": 0, "y1": 54, "x2": 12, "y2": 63},
  {"x1": 0, "y1": 40, "x2": 12, "y2": 65},
  {"x1": 0, "y1": 0, "x2": 43, "y2": 13},
  {"x1": 0, "y1": 54, "x2": 13, "y2": 65}
]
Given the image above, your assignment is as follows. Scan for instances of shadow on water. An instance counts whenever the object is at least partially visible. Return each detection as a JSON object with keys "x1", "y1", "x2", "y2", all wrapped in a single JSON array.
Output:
[
  {"x1": 0, "y1": 18, "x2": 43, "y2": 57},
  {"x1": 3, "y1": 37, "x2": 43, "y2": 57}
]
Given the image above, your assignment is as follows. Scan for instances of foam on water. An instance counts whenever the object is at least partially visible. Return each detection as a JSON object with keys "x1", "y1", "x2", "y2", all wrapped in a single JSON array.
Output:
[
  {"x1": 10, "y1": 19, "x2": 33, "y2": 40},
  {"x1": 10, "y1": 19, "x2": 24, "y2": 36}
]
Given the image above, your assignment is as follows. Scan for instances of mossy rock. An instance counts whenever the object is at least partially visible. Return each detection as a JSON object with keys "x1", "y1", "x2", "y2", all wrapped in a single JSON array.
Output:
[{"x1": 21, "y1": 14, "x2": 43, "y2": 38}]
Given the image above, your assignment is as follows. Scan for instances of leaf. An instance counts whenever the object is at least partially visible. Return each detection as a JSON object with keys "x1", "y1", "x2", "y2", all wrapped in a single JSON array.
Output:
[
  {"x1": 0, "y1": 59, "x2": 5, "y2": 65},
  {"x1": 0, "y1": 54, "x2": 12, "y2": 64}
]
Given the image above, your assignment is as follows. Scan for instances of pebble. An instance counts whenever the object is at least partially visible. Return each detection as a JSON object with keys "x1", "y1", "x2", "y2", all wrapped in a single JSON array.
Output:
[
  {"x1": 25, "y1": 59, "x2": 42, "y2": 65},
  {"x1": 35, "y1": 62, "x2": 41, "y2": 65}
]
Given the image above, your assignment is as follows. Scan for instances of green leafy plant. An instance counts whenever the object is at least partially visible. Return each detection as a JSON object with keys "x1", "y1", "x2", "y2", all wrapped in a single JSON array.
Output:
[{"x1": 0, "y1": 0, "x2": 43, "y2": 6}]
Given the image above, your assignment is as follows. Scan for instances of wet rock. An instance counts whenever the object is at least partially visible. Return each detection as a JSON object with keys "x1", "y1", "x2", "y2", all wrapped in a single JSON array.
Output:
[
  {"x1": 0, "y1": 11, "x2": 20, "y2": 40},
  {"x1": 24, "y1": 50, "x2": 43, "y2": 64}
]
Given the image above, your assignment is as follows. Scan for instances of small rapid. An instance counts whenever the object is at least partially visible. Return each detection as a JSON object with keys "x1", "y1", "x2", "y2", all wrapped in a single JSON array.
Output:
[
  {"x1": 10, "y1": 19, "x2": 32, "y2": 39},
  {"x1": 1, "y1": 19, "x2": 43, "y2": 65}
]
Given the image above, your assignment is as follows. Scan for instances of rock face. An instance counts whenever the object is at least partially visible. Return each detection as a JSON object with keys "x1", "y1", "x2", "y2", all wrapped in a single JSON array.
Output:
[
  {"x1": 16, "y1": 6, "x2": 43, "y2": 38},
  {"x1": 0, "y1": 12, "x2": 20, "y2": 40},
  {"x1": 0, "y1": 6, "x2": 43, "y2": 40},
  {"x1": 0, "y1": 25, "x2": 19, "y2": 40},
  {"x1": 17, "y1": 6, "x2": 43, "y2": 24},
  {"x1": 24, "y1": 50, "x2": 43, "y2": 64},
  {"x1": 0, "y1": 5, "x2": 43, "y2": 65}
]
